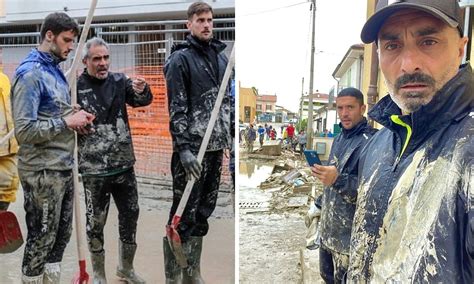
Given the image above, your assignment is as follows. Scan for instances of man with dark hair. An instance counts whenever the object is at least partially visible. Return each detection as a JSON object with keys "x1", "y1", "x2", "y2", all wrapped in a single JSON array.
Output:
[
  {"x1": 77, "y1": 37, "x2": 152, "y2": 284},
  {"x1": 310, "y1": 87, "x2": 377, "y2": 283},
  {"x1": 11, "y1": 12, "x2": 95, "y2": 283},
  {"x1": 348, "y1": 0, "x2": 473, "y2": 282},
  {"x1": 164, "y1": 1, "x2": 232, "y2": 283}
]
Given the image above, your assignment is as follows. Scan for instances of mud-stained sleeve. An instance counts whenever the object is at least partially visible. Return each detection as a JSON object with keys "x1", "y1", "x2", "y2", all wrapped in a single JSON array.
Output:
[
  {"x1": 165, "y1": 52, "x2": 191, "y2": 152},
  {"x1": 465, "y1": 154, "x2": 474, "y2": 279},
  {"x1": 125, "y1": 75, "x2": 153, "y2": 107},
  {"x1": 11, "y1": 73, "x2": 66, "y2": 144}
]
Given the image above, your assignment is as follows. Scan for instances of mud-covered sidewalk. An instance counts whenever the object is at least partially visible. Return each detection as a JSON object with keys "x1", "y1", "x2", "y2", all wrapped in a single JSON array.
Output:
[{"x1": 239, "y1": 142, "x2": 323, "y2": 283}]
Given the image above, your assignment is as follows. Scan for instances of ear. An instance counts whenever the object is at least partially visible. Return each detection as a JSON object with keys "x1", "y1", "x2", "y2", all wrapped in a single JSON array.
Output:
[
  {"x1": 458, "y1": 36, "x2": 469, "y2": 60},
  {"x1": 82, "y1": 58, "x2": 87, "y2": 65},
  {"x1": 45, "y1": 30, "x2": 54, "y2": 42},
  {"x1": 186, "y1": 20, "x2": 192, "y2": 30},
  {"x1": 361, "y1": 104, "x2": 367, "y2": 114}
]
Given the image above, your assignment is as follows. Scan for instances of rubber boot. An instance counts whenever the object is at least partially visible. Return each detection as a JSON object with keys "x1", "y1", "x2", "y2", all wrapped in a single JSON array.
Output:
[
  {"x1": 22, "y1": 274, "x2": 43, "y2": 284},
  {"x1": 116, "y1": 240, "x2": 146, "y2": 284},
  {"x1": 91, "y1": 252, "x2": 107, "y2": 284},
  {"x1": 43, "y1": 262, "x2": 60, "y2": 284},
  {"x1": 182, "y1": 237, "x2": 204, "y2": 284},
  {"x1": 163, "y1": 237, "x2": 183, "y2": 283}
]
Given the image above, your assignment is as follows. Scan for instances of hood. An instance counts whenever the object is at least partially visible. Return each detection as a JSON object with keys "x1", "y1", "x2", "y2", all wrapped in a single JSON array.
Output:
[
  {"x1": 170, "y1": 34, "x2": 227, "y2": 55},
  {"x1": 15, "y1": 48, "x2": 62, "y2": 77}
]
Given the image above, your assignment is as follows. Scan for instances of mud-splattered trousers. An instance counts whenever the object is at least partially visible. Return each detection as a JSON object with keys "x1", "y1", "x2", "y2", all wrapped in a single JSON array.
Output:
[
  {"x1": 19, "y1": 170, "x2": 73, "y2": 276},
  {"x1": 168, "y1": 150, "x2": 223, "y2": 242},
  {"x1": 348, "y1": 65, "x2": 474, "y2": 283},
  {"x1": 76, "y1": 70, "x2": 152, "y2": 252},
  {"x1": 83, "y1": 168, "x2": 139, "y2": 252},
  {"x1": 10, "y1": 49, "x2": 75, "y2": 277}
]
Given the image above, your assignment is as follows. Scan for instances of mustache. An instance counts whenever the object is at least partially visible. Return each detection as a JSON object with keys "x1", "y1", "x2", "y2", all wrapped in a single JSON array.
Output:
[{"x1": 394, "y1": 73, "x2": 435, "y2": 91}]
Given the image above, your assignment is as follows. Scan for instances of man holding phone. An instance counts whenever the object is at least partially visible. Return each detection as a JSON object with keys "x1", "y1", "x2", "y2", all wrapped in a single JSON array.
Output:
[{"x1": 310, "y1": 87, "x2": 376, "y2": 283}]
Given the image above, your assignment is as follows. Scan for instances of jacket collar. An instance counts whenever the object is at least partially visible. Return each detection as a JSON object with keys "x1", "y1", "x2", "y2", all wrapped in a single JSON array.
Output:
[
  {"x1": 171, "y1": 34, "x2": 226, "y2": 54},
  {"x1": 340, "y1": 117, "x2": 370, "y2": 139},
  {"x1": 369, "y1": 64, "x2": 474, "y2": 136}
]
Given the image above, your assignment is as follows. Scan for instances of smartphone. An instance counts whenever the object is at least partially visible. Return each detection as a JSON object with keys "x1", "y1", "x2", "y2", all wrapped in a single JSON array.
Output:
[{"x1": 304, "y1": 150, "x2": 322, "y2": 166}]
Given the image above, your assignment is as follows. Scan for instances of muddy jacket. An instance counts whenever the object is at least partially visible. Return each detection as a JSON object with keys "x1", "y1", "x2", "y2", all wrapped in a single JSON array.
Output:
[
  {"x1": 11, "y1": 49, "x2": 73, "y2": 171},
  {"x1": 348, "y1": 65, "x2": 474, "y2": 283},
  {"x1": 77, "y1": 70, "x2": 152, "y2": 175},
  {"x1": 0, "y1": 71, "x2": 17, "y2": 156},
  {"x1": 320, "y1": 118, "x2": 376, "y2": 255},
  {"x1": 164, "y1": 35, "x2": 232, "y2": 153}
]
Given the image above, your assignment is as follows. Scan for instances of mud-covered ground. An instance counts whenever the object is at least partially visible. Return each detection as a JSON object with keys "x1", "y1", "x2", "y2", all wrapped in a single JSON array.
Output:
[
  {"x1": 239, "y1": 157, "x2": 321, "y2": 284},
  {"x1": 0, "y1": 180, "x2": 234, "y2": 283}
]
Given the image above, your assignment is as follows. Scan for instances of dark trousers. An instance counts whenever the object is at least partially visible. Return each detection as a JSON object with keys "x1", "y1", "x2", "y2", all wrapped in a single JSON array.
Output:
[
  {"x1": 20, "y1": 169, "x2": 74, "y2": 276},
  {"x1": 168, "y1": 150, "x2": 223, "y2": 242},
  {"x1": 82, "y1": 168, "x2": 139, "y2": 253},
  {"x1": 320, "y1": 243, "x2": 349, "y2": 284}
]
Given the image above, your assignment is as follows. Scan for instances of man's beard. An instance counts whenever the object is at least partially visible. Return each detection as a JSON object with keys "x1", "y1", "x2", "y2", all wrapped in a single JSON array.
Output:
[
  {"x1": 389, "y1": 72, "x2": 437, "y2": 113},
  {"x1": 50, "y1": 41, "x2": 67, "y2": 62}
]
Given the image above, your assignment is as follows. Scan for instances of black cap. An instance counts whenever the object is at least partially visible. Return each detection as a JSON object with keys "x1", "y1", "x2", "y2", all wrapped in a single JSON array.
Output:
[{"x1": 361, "y1": 0, "x2": 463, "y2": 44}]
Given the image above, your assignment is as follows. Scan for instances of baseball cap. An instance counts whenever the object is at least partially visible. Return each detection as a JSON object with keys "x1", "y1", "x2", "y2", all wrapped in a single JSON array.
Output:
[{"x1": 361, "y1": 0, "x2": 463, "y2": 44}]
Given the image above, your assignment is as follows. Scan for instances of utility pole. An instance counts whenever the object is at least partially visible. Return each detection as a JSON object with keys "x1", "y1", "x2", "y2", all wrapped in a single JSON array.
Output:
[
  {"x1": 299, "y1": 77, "x2": 304, "y2": 128},
  {"x1": 306, "y1": 0, "x2": 316, "y2": 149}
]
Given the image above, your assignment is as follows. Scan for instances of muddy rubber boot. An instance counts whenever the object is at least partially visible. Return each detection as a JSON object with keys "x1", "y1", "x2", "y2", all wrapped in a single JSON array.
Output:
[
  {"x1": 22, "y1": 274, "x2": 43, "y2": 284},
  {"x1": 163, "y1": 237, "x2": 183, "y2": 283},
  {"x1": 91, "y1": 252, "x2": 107, "y2": 284},
  {"x1": 182, "y1": 237, "x2": 204, "y2": 284},
  {"x1": 43, "y1": 262, "x2": 60, "y2": 284},
  {"x1": 116, "y1": 240, "x2": 146, "y2": 284}
]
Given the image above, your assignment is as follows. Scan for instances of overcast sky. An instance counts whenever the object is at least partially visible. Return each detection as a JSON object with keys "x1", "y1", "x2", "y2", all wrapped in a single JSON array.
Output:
[{"x1": 236, "y1": 0, "x2": 368, "y2": 112}]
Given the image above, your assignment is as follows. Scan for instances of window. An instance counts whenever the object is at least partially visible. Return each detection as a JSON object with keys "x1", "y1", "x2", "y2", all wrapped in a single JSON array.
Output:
[
  {"x1": 266, "y1": 104, "x2": 272, "y2": 111},
  {"x1": 256, "y1": 104, "x2": 262, "y2": 110}
]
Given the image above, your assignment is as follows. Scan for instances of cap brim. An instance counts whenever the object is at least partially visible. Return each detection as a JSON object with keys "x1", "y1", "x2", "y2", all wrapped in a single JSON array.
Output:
[{"x1": 361, "y1": 3, "x2": 459, "y2": 44}]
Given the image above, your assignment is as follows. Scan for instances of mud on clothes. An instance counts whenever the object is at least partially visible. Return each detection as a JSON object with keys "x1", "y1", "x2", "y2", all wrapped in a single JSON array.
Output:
[
  {"x1": 77, "y1": 70, "x2": 152, "y2": 251},
  {"x1": 165, "y1": 35, "x2": 232, "y2": 241},
  {"x1": 10, "y1": 48, "x2": 74, "y2": 276},
  {"x1": 348, "y1": 65, "x2": 474, "y2": 283}
]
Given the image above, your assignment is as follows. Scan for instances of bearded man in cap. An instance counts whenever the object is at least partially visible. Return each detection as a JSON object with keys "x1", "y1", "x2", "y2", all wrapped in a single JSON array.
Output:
[{"x1": 348, "y1": 0, "x2": 473, "y2": 282}]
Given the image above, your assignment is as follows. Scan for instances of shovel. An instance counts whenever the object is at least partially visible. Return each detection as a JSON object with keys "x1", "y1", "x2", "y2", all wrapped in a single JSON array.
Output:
[
  {"x1": 166, "y1": 46, "x2": 235, "y2": 268},
  {"x1": 0, "y1": 210, "x2": 23, "y2": 253}
]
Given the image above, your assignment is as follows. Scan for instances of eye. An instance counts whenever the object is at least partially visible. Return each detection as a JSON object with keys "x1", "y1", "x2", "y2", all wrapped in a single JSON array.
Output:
[
  {"x1": 421, "y1": 39, "x2": 437, "y2": 46},
  {"x1": 384, "y1": 42, "x2": 400, "y2": 51}
]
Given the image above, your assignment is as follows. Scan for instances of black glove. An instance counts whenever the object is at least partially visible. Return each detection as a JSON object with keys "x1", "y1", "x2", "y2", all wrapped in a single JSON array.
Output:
[{"x1": 179, "y1": 149, "x2": 202, "y2": 181}]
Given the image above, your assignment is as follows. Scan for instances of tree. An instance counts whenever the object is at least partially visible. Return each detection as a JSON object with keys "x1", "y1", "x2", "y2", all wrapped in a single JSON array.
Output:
[{"x1": 298, "y1": 119, "x2": 307, "y2": 132}]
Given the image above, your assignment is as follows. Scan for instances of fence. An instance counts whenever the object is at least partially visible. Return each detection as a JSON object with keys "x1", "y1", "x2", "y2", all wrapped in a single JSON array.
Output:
[{"x1": 0, "y1": 16, "x2": 235, "y2": 186}]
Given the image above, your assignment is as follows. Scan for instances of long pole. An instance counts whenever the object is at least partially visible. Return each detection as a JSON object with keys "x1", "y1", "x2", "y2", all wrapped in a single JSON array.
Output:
[{"x1": 306, "y1": 0, "x2": 316, "y2": 149}]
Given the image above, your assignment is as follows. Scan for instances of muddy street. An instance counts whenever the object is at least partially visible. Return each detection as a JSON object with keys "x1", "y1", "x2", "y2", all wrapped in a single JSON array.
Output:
[
  {"x1": 0, "y1": 181, "x2": 234, "y2": 283},
  {"x1": 239, "y1": 156, "x2": 322, "y2": 284}
]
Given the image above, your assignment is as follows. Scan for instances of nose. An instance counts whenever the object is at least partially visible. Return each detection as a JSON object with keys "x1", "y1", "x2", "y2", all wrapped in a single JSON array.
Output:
[{"x1": 400, "y1": 45, "x2": 421, "y2": 74}]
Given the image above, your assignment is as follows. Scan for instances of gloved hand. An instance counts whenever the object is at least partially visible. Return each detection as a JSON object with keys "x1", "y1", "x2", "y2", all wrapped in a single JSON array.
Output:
[
  {"x1": 305, "y1": 202, "x2": 321, "y2": 228},
  {"x1": 179, "y1": 149, "x2": 202, "y2": 181}
]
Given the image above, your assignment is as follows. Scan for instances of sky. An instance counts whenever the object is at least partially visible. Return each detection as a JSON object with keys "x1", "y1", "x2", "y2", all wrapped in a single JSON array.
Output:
[{"x1": 236, "y1": 0, "x2": 368, "y2": 113}]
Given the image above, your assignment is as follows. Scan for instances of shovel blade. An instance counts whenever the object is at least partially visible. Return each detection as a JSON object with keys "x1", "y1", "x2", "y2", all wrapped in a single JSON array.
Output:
[
  {"x1": 0, "y1": 211, "x2": 23, "y2": 253},
  {"x1": 166, "y1": 223, "x2": 188, "y2": 268}
]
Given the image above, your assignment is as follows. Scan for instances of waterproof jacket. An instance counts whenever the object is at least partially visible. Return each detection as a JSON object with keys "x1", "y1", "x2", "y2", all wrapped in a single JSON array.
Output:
[
  {"x1": 77, "y1": 70, "x2": 152, "y2": 175},
  {"x1": 11, "y1": 49, "x2": 73, "y2": 171},
  {"x1": 348, "y1": 65, "x2": 474, "y2": 283},
  {"x1": 0, "y1": 71, "x2": 17, "y2": 156},
  {"x1": 320, "y1": 118, "x2": 377, "y2": 255},
  {"x1": 164, "y1": 35, "x2": 232, "y2": 154}
]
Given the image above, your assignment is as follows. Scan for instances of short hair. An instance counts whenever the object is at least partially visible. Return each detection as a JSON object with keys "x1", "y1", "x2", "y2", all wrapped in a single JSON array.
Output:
[
  {"x1": 337, "y1": 87, "x2": 364, "y2": 105},
  {"x1": 187, "y1": 2, "x2": 213, "y2": 20},
  {"x1": 40, "y1": 12, "x2": 79, "y2": 42},
  {"x1": 82, "y1": 37, "x2": 109, "y2": 60}
]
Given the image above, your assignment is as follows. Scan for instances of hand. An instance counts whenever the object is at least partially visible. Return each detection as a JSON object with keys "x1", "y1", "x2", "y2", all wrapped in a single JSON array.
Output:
[
  {"x1": 179, "y1": 149, "x2": 202, "y2": 181},
  {"x1": 64, "y1": 110, "x2": 95, "y2": 134},
  {"x1": 132, "y1": 77, "x2": 146, "y2": 94},
  {"x1": 304, "y1": 202, "x2": 321, "y2": 228},
  {"x1": 311, "y1": 165, "x2": 338, "y2": 186},
  {"x1": 224, "y1": 148, "x2": 230, "y2": 159}
]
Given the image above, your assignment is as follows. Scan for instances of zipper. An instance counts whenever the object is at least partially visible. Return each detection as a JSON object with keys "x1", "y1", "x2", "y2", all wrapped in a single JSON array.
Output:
[{"x1": 390, "y1": 114, "x2": 412, "y2": 171}]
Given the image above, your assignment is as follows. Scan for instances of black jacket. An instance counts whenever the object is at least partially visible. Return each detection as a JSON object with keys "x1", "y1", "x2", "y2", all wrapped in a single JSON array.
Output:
[
  {"x1": 348, "y1": 65, "x2": 474, "y2": 283},
  {"x1": 164, "y1": 35, "x2": 232, "y2": 153},
  {"x1": 319, "y1": 118, "x2": 377, "y2": 255},
  {"x1": 77, "y1": 70, "x2": 152, "y2": 175}
]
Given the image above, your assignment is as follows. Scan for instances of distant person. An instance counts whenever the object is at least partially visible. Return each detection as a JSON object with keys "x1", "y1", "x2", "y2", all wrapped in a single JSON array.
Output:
[
  {"x1": 257, "y1": 125, "x2": 265, "y2": 147},
  {"x1": 348, "y1": 0, "x2": 473, "y2": 282},
  {"x1": 286, "y1": 123, "x2": 295, "y2": 143},
  {"x1": 247, "y1": 124, "x2": 256, "y2": 153},
  {"x1": 297, "y1": 130, "x2": 307, "y2": 155},
  {"x1": 311, "y1": 88, "x2": 377, "y2": 282},
  {"x1": 327, "y1": 130, "x2": 334, "y2": 138}
]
